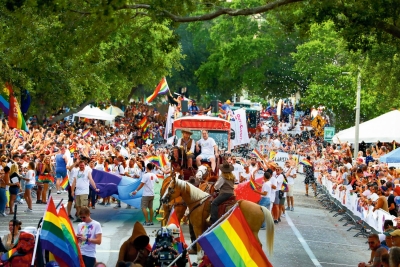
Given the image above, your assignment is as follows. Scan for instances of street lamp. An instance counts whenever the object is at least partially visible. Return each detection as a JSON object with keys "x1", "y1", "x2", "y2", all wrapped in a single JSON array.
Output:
[{"x1": 342, "y1": 71, "x2": 361, "y2": 160}]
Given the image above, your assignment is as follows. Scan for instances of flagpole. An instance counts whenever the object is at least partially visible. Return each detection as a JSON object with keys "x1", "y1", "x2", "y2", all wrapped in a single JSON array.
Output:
[
  {"x1": 30, "y1": 219, "x2": 43, "y2": 267},
  {"x1": 166, "y1": 203, "x2": 239, "y2": 267}
]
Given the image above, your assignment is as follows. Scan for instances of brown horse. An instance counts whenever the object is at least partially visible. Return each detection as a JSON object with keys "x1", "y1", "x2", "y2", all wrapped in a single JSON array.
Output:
[
  {"x1": 196, "y1": 164, "x2": 218, "y2": 194},
  {"x1": 161, "y1": 174, "x2": 274, "y2": 261},
  {"x1": 159, "y1": 175, "x2": 187, "y2": 226}
]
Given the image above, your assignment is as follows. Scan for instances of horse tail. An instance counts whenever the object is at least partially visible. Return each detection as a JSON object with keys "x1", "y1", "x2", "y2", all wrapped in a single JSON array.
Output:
[{"x1": 261, "y1": 206, "x2": 274, "y2": 255}]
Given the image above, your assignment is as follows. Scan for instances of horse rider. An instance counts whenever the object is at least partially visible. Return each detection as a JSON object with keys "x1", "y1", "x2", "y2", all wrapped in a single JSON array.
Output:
[
  {"x1": 196, "y1": 130, "x2": 219, "y2": 173},
  {"x1": 208, "y1": 161, "x2": 235, "y2": 225},
  {"x1": 176, "y1": 129, "x2": 195, "y2": 169}
]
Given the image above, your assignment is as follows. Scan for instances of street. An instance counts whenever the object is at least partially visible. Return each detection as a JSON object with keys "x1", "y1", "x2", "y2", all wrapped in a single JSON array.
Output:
[{"x1": 0, "y1": 174, "x2": 370, "y2": 266}]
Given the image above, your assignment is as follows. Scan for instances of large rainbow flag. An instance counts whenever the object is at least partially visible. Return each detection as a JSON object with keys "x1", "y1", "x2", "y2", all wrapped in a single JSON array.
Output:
[
  {"x1": 0, "y1": 84, "x2": 10, "y2": 116},
  {"x1": 40, "y1": 197, "x2": 82, "y2": 267},
  {"x1": 251, "y1": 149, "x2": 264, "y2": 162},
  {"x1": 6, "y1": 83, "x2": 29, "y2": 132},
  {"x1": 198, "y1": 206, "x2": 272, "y2": 267},
  {"x1": 147, "y1": 155, "x2": 161, "y2": 167},
  {"x1": 146, "y1": 77, "x2": 169, "y2": 103}
]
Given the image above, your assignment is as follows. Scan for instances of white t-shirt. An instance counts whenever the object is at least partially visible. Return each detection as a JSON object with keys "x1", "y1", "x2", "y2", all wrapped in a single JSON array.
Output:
[
  {"x1": 232, "y1": 163, "x2": 244, "y2": 183},
  {"x1": 26, "y1": 169, "x2": 36, "y2": 185},
  {"x1": 261, "y1": 181, "x2": 272, "y2": 199},
  {"x1": 198, "y1": 137, "x2": 217, "y2": 155},
  {"x1": 283, "y1": 167, "x2": 297, "y2": 185},
  {"x1": 75, "y1": 168, "x2": 92, "y2": 195},
  {"x1": 241, "y1": 172, "x2": 251, "y2": 182},
  {"x1": 77, "y1": 219, "x2": 102, "y2": 258},
  {"x1": 94, "y1": 163, "x2": 105, "y2": 171},
  {"x1": 112, "y1": 164, "x2": 125, "y2": 176},
  {"x1": 276, "y1": 173, "x2": 286, "y2": 198},
  {"x1": 141, "y1": 172, "x2": 156, "y2": 196}
]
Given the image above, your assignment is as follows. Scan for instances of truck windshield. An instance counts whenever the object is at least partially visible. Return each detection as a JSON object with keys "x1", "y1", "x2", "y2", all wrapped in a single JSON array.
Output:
[{"x1": 175, "y1": 130, "x2": 229, "y2": 151}]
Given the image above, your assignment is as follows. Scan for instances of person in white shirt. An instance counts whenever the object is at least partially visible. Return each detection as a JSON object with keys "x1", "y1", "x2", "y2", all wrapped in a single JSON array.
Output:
[
  {"x1": 272, "y1": 167, "x2": 284, "y2": 224},
  {"x1": 196, "y1": 130, "x2": 219, "y2": 172},
  {"x1": 240, "y1": 165, "x2": 251, "y2": 182},
  {"x1": 283, "y1": 161, "x2": 297, "y2": 211},
  {"x1": 131, "y1": 163, "x2": 157, "y2": 226},
  {"x1": 71, "y1": 162, "x2": 99, "y2": 222},
  {"x1": 23, "y1": 161, "x2": 36, "y2": 212},
  {"x1": 255, "y1": 172, "x2": 272, "y2": 230},
  {"x1": 230, "y1": 157, "x2": 244, "y2": 184}
]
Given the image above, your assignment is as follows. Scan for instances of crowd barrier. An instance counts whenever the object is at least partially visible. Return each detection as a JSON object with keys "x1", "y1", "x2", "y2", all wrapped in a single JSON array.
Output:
[{"x1": 320, "y1": 176, "x2": 396, "y2": 233}]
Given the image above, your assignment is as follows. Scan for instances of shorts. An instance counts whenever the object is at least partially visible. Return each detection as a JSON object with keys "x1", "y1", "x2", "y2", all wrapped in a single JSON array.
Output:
[
  {"x1": 55, "y1": 170, "x2": 67, "y2": 179},
  {"x1": 279, "y1": 197, "x2": 286, "y2": 205},
  {"x1": 141, "y1": 196, "x2": 154, "y2": 209},
  {"x1": 304, "y1": 176, "x2": 316, "y2": 185},
  {"x1": 9, "y1": 186, "x2": 19, "y2": 195},
  {"x1": 273, "y1": 191, "x2": 280, "y2": 205},
  {"x1": 197, "y1": 153, "x2": 215, "y2": 161},
  {"x1": 287, "y1": 184, "x2": 294, "y2": 197},
  {"x1": 67, "y1": 187, "x2": 74, "y2": 202},
  {"x1": 25, "y1": 184, "x2": 34, "y2": 190},
  {"x1": 259, "y1": 197, "x2": 271, "y2": 211},
  {"x1": 75, "y1": 194, "x2": 88, "y2": 207}
]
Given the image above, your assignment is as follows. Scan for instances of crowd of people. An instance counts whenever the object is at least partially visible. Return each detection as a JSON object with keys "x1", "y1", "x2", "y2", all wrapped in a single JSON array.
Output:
[{"x1": 0, "y1": 98, "x2": 398, "y2": 266}]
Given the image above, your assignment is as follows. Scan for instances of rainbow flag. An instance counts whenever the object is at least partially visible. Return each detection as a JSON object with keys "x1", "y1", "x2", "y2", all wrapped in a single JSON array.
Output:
[
  {"x1": 167, "y1": 207, "x2": 186, "y2": 245},
  {"x1": 300, "y1": 158, "x2": 312, "y2": 167},
  {"x1": 0, "y1": 248, "x2": 22, "y2": 261},
  {"x1": 147, "y1": 156, "x2": 161, "y2": 167},
  {"x1": 251, "y1": 149, "x2": 264, "y2": 161},
  {"x1": 249, "y1": 179, "x2": 257, "y2": 190},
  {"x1": 0, "y1": 84, "x2": 10, "y2": 115},
  {"x1": 6, "y1": 83, "x2": 29, "y2": 132},
  {"x1": 239, "y1": 158, "x2": 247, "y2": 166},
  {"x1": 82, "y1": 129, "x2": 90, "y2": 138},
  {"x1": 40, "y1": 197, "x2": 81, "y2": 267},
  {"x1": 146, "y1": 77, "x2": 170, "y2": 103},
  {"x1": 60, "y1": 175, "x2": 70, "y2": 190},
  {"x1": 69, "y1": 144, "x2": 77, "y2": 153},
  {"x1": 138, "y1": 117, "x2": 147, "y2": 128},
  {"x1": 281, "y1": 180, "x2": 288, "y2": 192},
  {"x1": 57, "y1": 204, "x2": 85, "y2": 267},
  {"x1": 159, "y1": 154, "x2": 168, "y2": 168},
  {"x1": 198, "y1": 206, "x2": 272, "y2": 267}
]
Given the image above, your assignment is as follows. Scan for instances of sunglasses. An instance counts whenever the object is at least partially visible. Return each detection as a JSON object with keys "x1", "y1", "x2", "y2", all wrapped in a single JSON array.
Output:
[{"x1": 80, "y1": 216, "x2": 86, "y2": 219}]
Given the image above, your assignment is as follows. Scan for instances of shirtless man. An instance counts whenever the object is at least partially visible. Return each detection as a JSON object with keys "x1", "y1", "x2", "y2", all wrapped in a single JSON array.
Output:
[{"x1": 358, "y1": 234, "x2": 388, "y2": 267}]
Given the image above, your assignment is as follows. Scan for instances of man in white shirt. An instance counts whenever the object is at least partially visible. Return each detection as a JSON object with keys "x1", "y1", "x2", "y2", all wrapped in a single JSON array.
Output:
[
  {"x1": 131, "y1": 163, "x2": 157, "y2": 226},
  {"x1": 231, "y1": 157, "x2": 244, "y2": 184},
  {"x1": 283, "y1": 161, "x2": 297, "y2": 211},
  {"x1": 196, "y1": 130, "x2": 219, "y2": 172},
  {"x1": 71, "y1": 162, "x2": 99, "y2": 222}
]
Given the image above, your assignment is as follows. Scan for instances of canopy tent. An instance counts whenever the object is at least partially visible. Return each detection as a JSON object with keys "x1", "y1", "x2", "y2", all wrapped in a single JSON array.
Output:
[
  {"x1": 103, "y1": 105, "x2": 124, "y2": 117},
  {"x1": 380, "y1": 148, "x2": 400, "y2": 163},
  {"x1": 333, "y1": 110, "x2": 400, "y2": 144},
  {"x1": 73, "y1": 105, "x2": 116, "y2": 121}
]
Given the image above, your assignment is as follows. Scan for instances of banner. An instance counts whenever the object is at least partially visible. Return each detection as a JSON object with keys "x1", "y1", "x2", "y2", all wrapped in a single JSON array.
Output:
[
  {"x1": 231, "y1": 109, "x2": 249, "y2": 147},
  {"x1": 164, "y1": 105, "x2": 175, "y2": 140}
]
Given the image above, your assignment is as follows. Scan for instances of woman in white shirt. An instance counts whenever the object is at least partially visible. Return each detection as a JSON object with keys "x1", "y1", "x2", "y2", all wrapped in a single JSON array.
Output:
[
  {"x1": 255, "y1": 172, "x2": 272, "y2": 229},
  {"x1": 23, "y1": 162, "x2": 36, "y2": 212}
]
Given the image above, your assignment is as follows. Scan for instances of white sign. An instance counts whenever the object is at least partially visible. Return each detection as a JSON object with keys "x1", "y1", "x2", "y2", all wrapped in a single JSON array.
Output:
[
  {"x1": 164, "y1": 105, "x2": 175, "y2": 139},
  {"x1": 231, "y1": 109, "x2": 250, "y2": 147}
]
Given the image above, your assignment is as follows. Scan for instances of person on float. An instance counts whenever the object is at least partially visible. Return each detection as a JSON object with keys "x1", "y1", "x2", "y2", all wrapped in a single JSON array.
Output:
[
  {"x1": 196, "y1": 130, "x2": 219, "y2": 173},
  {"x1": 176, "y1": 129, "x2": 195, "y2": 169}
]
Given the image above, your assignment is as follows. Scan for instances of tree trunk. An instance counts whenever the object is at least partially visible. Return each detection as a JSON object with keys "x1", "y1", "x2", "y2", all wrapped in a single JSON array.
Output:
[{"x1": 48, "y1": 99, "x2": 95, "y2": 124}]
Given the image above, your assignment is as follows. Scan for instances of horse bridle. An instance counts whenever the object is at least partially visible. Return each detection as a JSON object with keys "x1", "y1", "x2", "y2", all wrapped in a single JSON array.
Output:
[{"x1": 163, "y1": 178, "x2": 210, "y2": 207}]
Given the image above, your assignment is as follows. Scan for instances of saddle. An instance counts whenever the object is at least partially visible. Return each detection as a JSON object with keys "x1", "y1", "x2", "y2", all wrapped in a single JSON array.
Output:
[{"x1": 217, "y1": 195, "x2": 236, "y2": 218}]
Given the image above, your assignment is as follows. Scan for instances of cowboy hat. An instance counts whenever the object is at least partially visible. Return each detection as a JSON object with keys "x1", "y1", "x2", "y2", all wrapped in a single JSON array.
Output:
[
  {"x1": 181, "y1": 129, "x2": 193, "y2": 135},
  {"x1": 219, "y1": 161, "x2": 234, "y2": 173}
]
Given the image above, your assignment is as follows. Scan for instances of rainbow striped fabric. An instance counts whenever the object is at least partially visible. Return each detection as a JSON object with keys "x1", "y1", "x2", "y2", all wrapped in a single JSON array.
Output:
[
  {"x1": 198, "y1": 206, "x2": 272, "y2": 267},
  {"x1": 60, "y1": 175, "x2": 70, "y2": 190},
  {"x1": 251, "y1": 149, "x2": 264, "y2": 161},
  {"x1": 82, "y1": 129, "x2": 90, "y2": 137},
  {"x1": 300, "y1": 158, "x2": 312, "y2": 167},
  {"x1": 249, "y1": 179, "x2": 257, "y2": 191},
  {"x1": 0, "y1": 248, "x2": 21, "y2": 261},
  {"x1": 146, "y1": 77, "x2": 170, "y2": 103},
  {"x1": 38, "y1": 174, "x2": 54, "y2": 183},
  {"x1": 159, "y1": 154, "x2": 168, "y2": 168},
  {"x1": 147, "y1": 155, "x2": 161, "y2": 167},
  {"x1": 138, "y1": 117, "x2": 148, "y2": 128},
  {"x1": 6, "y1": 83, "x2": 29, "y2": 132},
  {"x1": 40, "y1": 197, "x2": 82, "y2": 267},
  {"x1": 0, "y1": 84, "x2": 10, "y2": 116}
]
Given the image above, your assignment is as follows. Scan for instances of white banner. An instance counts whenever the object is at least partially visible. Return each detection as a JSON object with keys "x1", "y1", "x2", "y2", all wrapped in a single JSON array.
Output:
[
  {"x1": 164, "y1": 105, "x2": 175, "y2": 140},
  {"x1": 321, "y1": 176, "x2": 396, "y2": 232},
  {"x1": 231, "y1": 109, "x2": 250, "y2": 147}
]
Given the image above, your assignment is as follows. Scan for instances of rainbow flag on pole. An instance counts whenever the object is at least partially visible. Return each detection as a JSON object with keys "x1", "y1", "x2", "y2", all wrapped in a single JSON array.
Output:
[
  {"x1": 300, "y1": 158, "x2": 312, "y2": 167},
  {"x1": 159, "y1": 154, "x2": 169, "y2": 168},
  {"x1": 251, "y1": 149, "x2": 264, "y2": 161},
  {"x1": 146, "y1": 77, "x2": 170, "y2": 103},
  {"x1": 147, "y1": 155, "x2": 161, "y2": 167},
  {"x1": 6, "y1": 83, "x2": 29, "y2": 132},
  {"x1": 40, "y1": 197, "x2": 82, "y2": 267},
  {"x1": 138, "y1": 117, "x2": 148, "y2": 128},
  {"x1": 198, "y1": 206, "x2": 272, "y2": 267},
  {"x1": 0, "y1": 84, "x2": 10, "y2": 116},
  {"x1": 60, "y1": 175, "x2": 70, "y2": 190}
]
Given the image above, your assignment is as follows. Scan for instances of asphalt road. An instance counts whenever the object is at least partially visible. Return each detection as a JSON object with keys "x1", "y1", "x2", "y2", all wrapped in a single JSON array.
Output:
[{"x1": 0, "y1": 175, "x2": 370, "y2": 267}]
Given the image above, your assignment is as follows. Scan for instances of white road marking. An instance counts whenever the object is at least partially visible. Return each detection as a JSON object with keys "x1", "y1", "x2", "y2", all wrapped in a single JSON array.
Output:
[
  {"x1": 318, "y1": 262, "x2": 356, "y2": 266},
  {"x1": 285, "y1": 213, "x2": 323, "y2": 267},
  {"x1": 303, "y1": 239, "x2": 363, "y2": 247}
]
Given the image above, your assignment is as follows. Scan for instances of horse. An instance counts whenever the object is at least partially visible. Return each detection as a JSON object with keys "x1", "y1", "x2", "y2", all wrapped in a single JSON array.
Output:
[
  {"x1": 161, "y1": 174, "x2": 274, "y2": 261},
  {"x1": 195, "y1": 164, "x2": 218, "y2": 194},
  {"x1": 159, "y1": 175, "x2": 187, "y2": 226}
]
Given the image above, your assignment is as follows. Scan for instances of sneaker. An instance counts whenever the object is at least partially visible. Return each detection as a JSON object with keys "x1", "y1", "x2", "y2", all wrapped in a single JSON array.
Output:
[
  {"x1": 148, "y1": 222, "x2": 154, "y2": 226},
  {"x1": 281, "y1": 214, "x2": 286, "y2": 218},
  {"x1": 126, "y1": 205, "x2": 131, "y2": 209},
  {"x1": 113, "y1": 205, "x2": 121, "y2": 209},
  {"x1": 142, "y1": 221, "x2": 149, "y2": 226},
  {"x1": 285, "y1": 207, "x2": 291, "y2": 211},
  {"x1": 0, "y1": 212, "x2": 6, "y2": 217},
  {"x1": 274, "y1": 220, "x2": 279, "y2": 224},
  {"x1": 291, "y1": 207, "x2": 294, "y2": 211},
  {"x1": 24, "y1": 209, "x2": 33, "y2": 213},
  {"x1": 57, "y1": 191, "x2": 61, "y2": 194},
  {"x1": 36, "y1": 200, "x2": 42, "y2": 204}
]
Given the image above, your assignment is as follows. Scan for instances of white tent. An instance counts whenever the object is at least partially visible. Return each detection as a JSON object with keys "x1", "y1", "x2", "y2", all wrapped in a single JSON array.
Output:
[
  {"x1": 333, "y1": 110, "x2": 400, "y2": 143},
  {"x1": 103, "y1": 105, "x2": 125, "y2": 117},
  {"x1": 73, "y1": 105, "x2": 116, "y2": 121}
]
